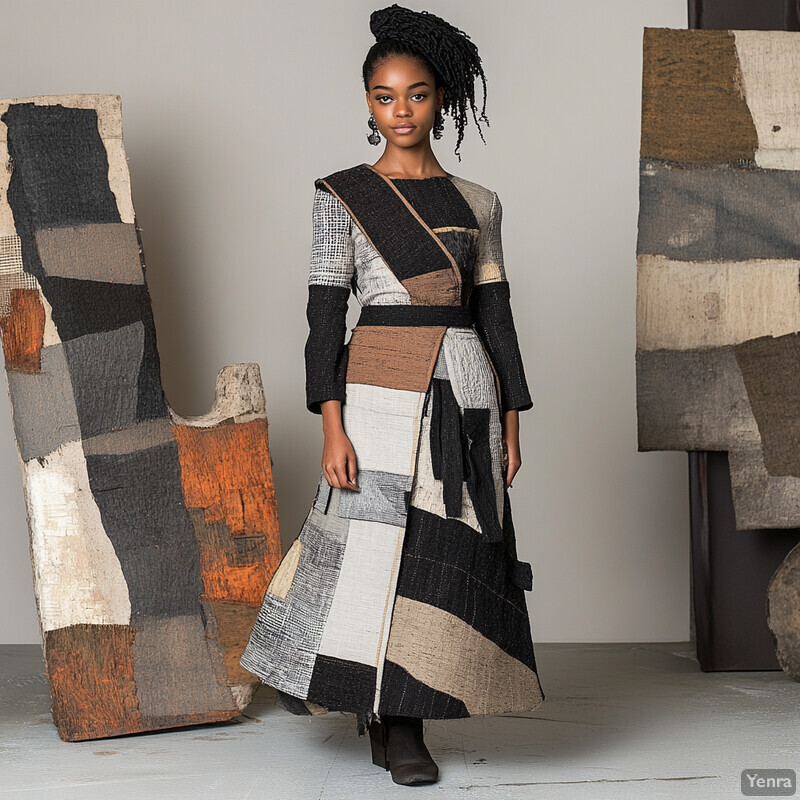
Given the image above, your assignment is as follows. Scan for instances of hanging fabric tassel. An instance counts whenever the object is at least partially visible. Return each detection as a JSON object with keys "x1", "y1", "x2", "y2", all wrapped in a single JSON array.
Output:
[{"x1": 428, "y1": 376, "x2": 503, "y2": 540}]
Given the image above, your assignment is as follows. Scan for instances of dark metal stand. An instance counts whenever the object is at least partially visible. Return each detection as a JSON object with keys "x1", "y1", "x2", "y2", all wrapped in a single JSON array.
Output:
[
  {"x1": 688, "y1": 453, "x2": 800, "y2": 670},
  {"x1": 689, "y1": 0, "x2": 800, "y2": 30}
]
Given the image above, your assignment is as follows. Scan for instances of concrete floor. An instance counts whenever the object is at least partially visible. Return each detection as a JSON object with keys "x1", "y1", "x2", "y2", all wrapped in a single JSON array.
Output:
[{"x1": 1, "y1": 642, "x2": 798, "y2": 799}]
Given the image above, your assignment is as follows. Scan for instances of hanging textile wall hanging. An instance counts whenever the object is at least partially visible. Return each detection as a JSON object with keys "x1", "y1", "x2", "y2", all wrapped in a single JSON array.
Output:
[
  {"x1": 637, "y1": 28, "x2": 800, "y2": 680},
  {"x1": 0, "y1": 94, "x2": 282, "y2": 741}
]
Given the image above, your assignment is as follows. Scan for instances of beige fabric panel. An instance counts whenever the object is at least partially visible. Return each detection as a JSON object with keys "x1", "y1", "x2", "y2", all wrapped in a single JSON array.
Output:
[
  {"x1": 637, "y1": 254, "x2": 800, "y2": 350},
  {"x1": 266, "y1": 539, "x2": 303, "y2": 600},
  {"x1": 385, "y1": 596, "x2": 544, "y2": 715},
  {"x1": 22, "y1": 440, "x2": 132, "y2": 632},
  {"x1": 449, "y1": 176, "x2": 504, "y2": 284},
  {"x1": 733, "y1": 31, "x2": 800, "y2": 170}
]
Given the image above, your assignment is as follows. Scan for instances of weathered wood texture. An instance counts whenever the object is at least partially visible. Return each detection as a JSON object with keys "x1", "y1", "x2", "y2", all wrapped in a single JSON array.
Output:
[
  {"x1": 637, "y1": 31, "x2": 800, "y2": 681},
  {"x1": 0, "y1": 95, "x2": 281, "y2": 741},
  {"x1": 768, "y1": 541, "x2": 800, "y2": 680}
]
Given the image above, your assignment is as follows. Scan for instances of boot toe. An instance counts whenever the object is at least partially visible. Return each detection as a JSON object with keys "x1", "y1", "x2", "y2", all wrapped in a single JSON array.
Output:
[{"x1": 390, "y1": 761, "x2": 440, "y2": 785}]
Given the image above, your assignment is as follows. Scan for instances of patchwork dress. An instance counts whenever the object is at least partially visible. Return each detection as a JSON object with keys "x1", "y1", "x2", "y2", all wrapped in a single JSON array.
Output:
[{"x1": 240, "y1": 162, "x2": 545, "y2": 733}]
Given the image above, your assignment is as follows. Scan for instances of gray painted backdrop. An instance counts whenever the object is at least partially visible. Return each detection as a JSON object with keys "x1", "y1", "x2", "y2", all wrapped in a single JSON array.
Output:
[{"x1": 0, "y1": 0, "x2": 687, "y2": 644}]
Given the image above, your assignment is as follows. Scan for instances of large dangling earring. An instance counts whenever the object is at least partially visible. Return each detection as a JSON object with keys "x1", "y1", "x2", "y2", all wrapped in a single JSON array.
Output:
[
  {"x1": 432, "y1": 109, "x2": 445, "y2": 140},
  {"x1": 367, "y1": 113, "x2": 381, "y2": 146}
]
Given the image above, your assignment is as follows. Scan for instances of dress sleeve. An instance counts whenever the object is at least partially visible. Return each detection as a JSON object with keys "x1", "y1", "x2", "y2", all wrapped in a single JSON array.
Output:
[
  {"x1": 469, "y1": 191, "x2": 534, "y2": 413},
  {"x1": 304, "y1": 187, "x2": 355, "y2": 414}
]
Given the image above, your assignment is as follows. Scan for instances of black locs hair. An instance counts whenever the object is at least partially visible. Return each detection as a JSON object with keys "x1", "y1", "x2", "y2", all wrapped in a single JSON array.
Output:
[{"x1": 364, "y1": 4, "x2": 490, "y2": 162}]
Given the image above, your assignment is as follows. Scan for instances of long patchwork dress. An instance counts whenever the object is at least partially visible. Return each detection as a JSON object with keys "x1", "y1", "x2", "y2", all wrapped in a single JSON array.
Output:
[{"x1": 240, "y1": 162, "x2": 545, "y2": 733}]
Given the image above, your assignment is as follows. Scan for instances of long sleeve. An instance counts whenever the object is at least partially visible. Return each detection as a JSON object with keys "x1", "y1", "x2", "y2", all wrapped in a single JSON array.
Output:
[
  {"x1": 469, "y1": 191, "x2": 534, "y2": 413},
  {"x1": 304, "y1": 187, "x2": 355, "y2": 414}
]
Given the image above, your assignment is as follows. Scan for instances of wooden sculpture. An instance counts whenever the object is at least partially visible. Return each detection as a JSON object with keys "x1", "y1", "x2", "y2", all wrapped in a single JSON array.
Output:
[
  {"x1": 0, "y1": 94, "x2": 281, "y2": 741},
  {"x1": 636, "y1": 29, "x2": 800, "y2": 680}
]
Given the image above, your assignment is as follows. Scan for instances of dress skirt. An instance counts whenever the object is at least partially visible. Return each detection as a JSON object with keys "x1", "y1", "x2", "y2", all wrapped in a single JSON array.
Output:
[{"x1": 239, "y1": 324, "x2": 545, "y2": 730}]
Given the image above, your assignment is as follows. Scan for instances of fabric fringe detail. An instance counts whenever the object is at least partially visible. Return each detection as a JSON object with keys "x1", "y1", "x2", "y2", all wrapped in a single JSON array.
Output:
[{"x1": 356, "y1": 709, "x2": 376, "y2": 737}]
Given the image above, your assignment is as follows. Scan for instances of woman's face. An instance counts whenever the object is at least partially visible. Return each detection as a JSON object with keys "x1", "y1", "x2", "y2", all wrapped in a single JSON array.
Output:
[{"x1": 366, "y1": 55, "x2": 443, "y2": 150}]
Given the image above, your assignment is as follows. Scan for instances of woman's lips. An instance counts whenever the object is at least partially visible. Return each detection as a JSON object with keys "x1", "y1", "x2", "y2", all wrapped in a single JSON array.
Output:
[{"x1": 392, "y1": 125, "x2": 416, "y2": 134}]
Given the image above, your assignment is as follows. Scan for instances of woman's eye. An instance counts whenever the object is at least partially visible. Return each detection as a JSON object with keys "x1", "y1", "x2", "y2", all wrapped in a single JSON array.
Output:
[{"x1": 376, "y1": 94, "x2": 426, "y2": 103}]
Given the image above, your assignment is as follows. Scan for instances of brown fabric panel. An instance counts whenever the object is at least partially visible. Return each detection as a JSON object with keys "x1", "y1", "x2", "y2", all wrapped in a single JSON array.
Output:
[
  {"x1": 385, "y1": 596, "x2": 544, "y2": 715},
  {"x1": 734, "y1": 332, "x2": 800, "y2": 477},
  {"x1": 82, "y1": 418, "x2": 176, "y2": 456},
  {"x1": 0, "y1": 288, "x2": 44, "y2": 372},
  {"x1": 345, "y1": 325, "x2": 446, "y2": 392},
  {"x1": 204, "y1": 600, "x2": 262, "y2": 685},
  {"x1": 45, "y1": 623, "x2": 143, "y2": 741},
  {"x1": 34, "y1": 223, "x2": 144, "y2": 284},
  {"x1": 402, "y1": 269, "x2": 460, "y2": 306},
  {"x1": 641, "y1": 28, "x2": 758, "y2": 163}
]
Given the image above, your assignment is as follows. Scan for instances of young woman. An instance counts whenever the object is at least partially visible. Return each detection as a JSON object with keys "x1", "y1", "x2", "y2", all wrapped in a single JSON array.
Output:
[{"x1": 240, "y1": 3, "x2": 545, "y2": 787}]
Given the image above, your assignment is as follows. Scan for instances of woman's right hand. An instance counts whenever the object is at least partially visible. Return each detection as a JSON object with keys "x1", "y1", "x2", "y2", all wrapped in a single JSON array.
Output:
[{"x1": 319, "y1": 400, "x2": 359, "y2": 491}]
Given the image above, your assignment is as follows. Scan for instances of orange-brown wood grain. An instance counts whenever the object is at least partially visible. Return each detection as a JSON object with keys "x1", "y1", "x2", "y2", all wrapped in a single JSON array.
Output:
[
  {"x1": 174, "y1": 419, "x2": 282, "y2": 606},
  {"x1": 45, "y1": 624, "x2": 143, "y2": 742},
  {"x1": 0, "y1": 288, "x2": 44, "y2": 372}
]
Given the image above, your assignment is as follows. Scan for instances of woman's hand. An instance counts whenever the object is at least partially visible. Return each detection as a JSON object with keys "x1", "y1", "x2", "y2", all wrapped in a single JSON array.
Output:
[
  {"x1": 320, "y1": 400, "x2": 359, "y2": 491},
  {"x1": 502, "y1": 409, "x2": 522, "y2": 489}
]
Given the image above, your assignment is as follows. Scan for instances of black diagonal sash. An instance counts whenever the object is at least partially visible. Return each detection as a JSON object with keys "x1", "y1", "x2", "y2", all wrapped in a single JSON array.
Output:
[{"x1": 315, "y1": 163, "x2": 459, "y2": 285}]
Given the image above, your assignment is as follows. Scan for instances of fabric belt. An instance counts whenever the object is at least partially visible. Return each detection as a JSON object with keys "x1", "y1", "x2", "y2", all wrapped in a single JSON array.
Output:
[{"x1": 355, "y1": 304, "x2": 474, "y2": 328}]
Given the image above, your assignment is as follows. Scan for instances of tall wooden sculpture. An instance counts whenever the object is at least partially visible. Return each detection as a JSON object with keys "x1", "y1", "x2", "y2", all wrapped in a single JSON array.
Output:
[
  {"x1": 0, "y1": 94, "x2": 281, "y2": 741},
  {"x1": 636, "y1": 30, "x2": 800, "y2": 680}
]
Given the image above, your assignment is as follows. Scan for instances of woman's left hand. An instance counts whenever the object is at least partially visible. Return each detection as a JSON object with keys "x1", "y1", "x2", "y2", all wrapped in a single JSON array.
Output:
[{"x1": 502, "y1": 409, "x2": 521, "y2": 489}]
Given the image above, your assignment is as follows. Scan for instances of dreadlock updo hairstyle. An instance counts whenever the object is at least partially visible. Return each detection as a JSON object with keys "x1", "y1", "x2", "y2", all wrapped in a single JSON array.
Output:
[{"x1": 363, "y1": 4, "x2": 490, "y2": 162}]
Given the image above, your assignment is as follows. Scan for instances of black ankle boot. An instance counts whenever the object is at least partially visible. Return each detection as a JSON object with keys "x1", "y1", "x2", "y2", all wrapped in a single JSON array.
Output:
[{"x1": 369, "y1": 715, "x2": 439, "y2": 785}]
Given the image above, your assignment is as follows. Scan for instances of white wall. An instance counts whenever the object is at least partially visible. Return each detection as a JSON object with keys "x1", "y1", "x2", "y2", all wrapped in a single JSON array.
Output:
[{"x1": 0, "y1": 0, "x2": 688, "y2": 644}]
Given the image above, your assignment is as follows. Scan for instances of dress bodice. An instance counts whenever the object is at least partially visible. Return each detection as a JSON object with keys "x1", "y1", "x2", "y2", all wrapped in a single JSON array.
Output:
[
  {"x1": 305, "y1": 163, "x2": 532, "y2": 416},
  {"x1": 309, "y1": 173, "x2": 501, "y2": 309}
]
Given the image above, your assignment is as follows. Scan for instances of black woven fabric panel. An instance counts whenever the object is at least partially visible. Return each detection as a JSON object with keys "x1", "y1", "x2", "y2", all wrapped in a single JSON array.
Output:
[
  {"x1": 356, "y1": 303, "x2": 473, "y2": 327},
  {"x1": 306, "y1": 654, "x2": 377, "y2": 712},
  {"x1": 394, "y1": 504, "x2": 536, "y2": 669},
  {"x1": 389, "y1": 175, "x2": 478, "y2": 230},
  {"x1": 304, "y1": 283, "x2": 350, "y2": 414},
  {"x1": 470, "y1": 280, "x2": 533, "y2": 412},
  {"x1": 316, "y1": 164, "x2": 453, "y2": 282},
  {"x1": 378, "y1": 659, "x2": 470, "y2": 718},
  {"x1": 3, "y1": 103, "x2": 121, "y2": 230}
]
